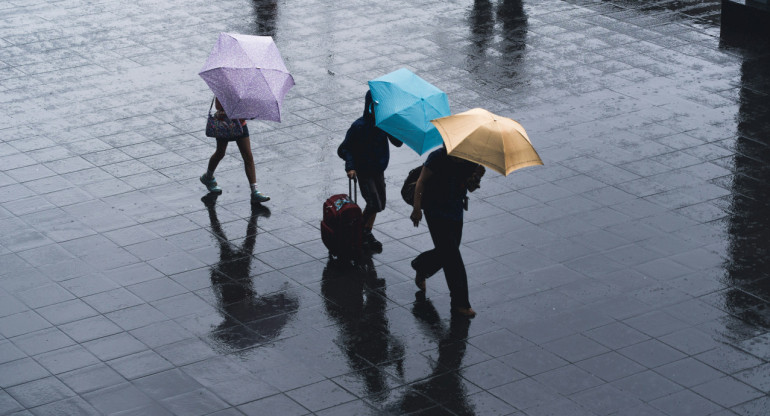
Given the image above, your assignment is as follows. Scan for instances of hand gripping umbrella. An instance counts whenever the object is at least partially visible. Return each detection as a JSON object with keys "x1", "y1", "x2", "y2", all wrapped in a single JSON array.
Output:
[
  {"x1": 368, "y1": 68, "x2": 450, "y2": 155},
  {"x1": 199, "y1": 33, "x2": 294, "y2": 121},
  {"x1": 430, "y1": 108, "x2": 543, "y2": 176}
]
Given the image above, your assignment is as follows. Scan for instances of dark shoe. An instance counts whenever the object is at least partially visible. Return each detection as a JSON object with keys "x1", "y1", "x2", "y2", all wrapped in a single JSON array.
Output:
[
  {"x1": 452, "y1": 307, "x2": 477, "y2": 318},
  {"x1": 411, "y1": 258, "x2": 428, "y2": 291},
  {"x1": 363, "y1": 230, "x2": 383, "y2": 253}
]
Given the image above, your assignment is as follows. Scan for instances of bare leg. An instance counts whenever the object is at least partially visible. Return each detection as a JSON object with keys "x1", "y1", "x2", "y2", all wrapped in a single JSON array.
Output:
[
  {"x1": 235, "y1": 136, "x2": 257, "y2": 185},
  {"x1": 207, "y1": 139, "x2": 229, "y2": 173}
]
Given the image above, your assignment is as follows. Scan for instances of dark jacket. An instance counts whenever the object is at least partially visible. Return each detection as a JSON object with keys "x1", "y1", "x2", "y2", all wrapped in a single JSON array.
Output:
[
  {"x1": 422, "y1": 147, "x2": 480, "y2": 221},
  {"x1": 338, "y1": 91, "x2": 402, "y2": 174}
]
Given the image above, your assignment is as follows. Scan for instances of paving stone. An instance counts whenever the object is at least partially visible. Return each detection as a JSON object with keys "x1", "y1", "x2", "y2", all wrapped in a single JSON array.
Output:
[
  {"x1": 0, "y1": 310, "x2": 51, "y2": 338},
  {"x1": 489, "y1": 378, "x2": 562, "y2": 411},
  {"x1": 499, "y1": 345, "x2": 569, "y2": 376},
  {"x1": 611, "y1": 370, "x2": 684, "y2": 402},
  {"x1": 81, "y1": 383, "x2": 156, "y2": 415},
  {"x1": 690, "y1": 376, "x2": 765, "y2": 408},
  {"x1": 732, "y1": 395, "x2": 770, "y2": 416},
  {"x1": 733, "y1": 362, "x2": 770, "y2": 394},
  {"x1": 571, "y1": 383, "x2": 643, "y2": 415},
  {"x1": 619, "y1": 339, "x2": 689, "y2": 369},
  {"x1": 649, "y1": 389, "x2": 723, "y2": 416},
  {"x1": 10, "y1": 327, "x2": 74, "y2": 356},
  {"x1": 5, "y1": 376, "x2": 76, "y2": 409},
  {"x1": 0, "y1": 357, "x2": 50, "y2": 389},
  {"x1": 576, "y1": 351, "x2": 647, "y2": 383},
  {"x1": 654, "y1": 357, "x2": 727, "y2": 389}
]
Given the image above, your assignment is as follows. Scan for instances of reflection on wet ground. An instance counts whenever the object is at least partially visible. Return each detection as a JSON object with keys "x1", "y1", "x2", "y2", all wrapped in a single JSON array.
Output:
[
  {"x1": 321, "y1": 257, "x2": 407, "y2": 409},
  {"x1": 723, "y1": 32, "x2": 770, "y2": 334},
  {"x1": 251, "y1": 0, "x2": 279, "y2": 38},
  {"x1": 467, "y1": 0, "x2": 528, "y2": 81},
  {"x1": 1, "y1": 0, "x2": 770, "y2": 414},
  {"x1": 205, "y1": 195, "x2": 299, "y2": 352},
  {"x1": 396, "y1": 296, "x2": 475, "y2": 415}
]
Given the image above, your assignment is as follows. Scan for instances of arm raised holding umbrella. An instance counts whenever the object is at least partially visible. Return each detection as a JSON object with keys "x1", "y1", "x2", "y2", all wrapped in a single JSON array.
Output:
[
  {"x1": 409, "y1": 146, "x2": 486, "y2": 318},
  {"x1": 337, "y1": 90, "x2": 403, "y2": 253},
  {"x1": 198, "y1": 33, "x2": 294, "y2": 204},
  {"x1": 200, "y1": 97, "x2": 271, "y2": 203},
  {"x1": 410, "y1": 108, "x2": 542, "y2": 318}
]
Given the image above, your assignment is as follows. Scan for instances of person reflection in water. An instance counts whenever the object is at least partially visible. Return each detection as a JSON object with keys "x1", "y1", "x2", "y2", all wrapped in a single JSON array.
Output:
[
  {"x1": 252, "y1": 0, "x2": 278, "y2": 37},
  {"x1": 321, "y1": 256, "x2": 405, "y2": 402},
  {"x1": 469, "y1": 0, "x2": 495, "y2": 62},
  {"x1": 393, "y1": 294, "x2": 474, "y2": 415},
  {"x1": 203, "y1": 194, "x2": 298, "y2": 351},
  {"x1": 468, "y1": 0, "x2": 527, "y2": 79},
  {"x1": 720, "y1": 32, "x2": 770, "y2": 329}
]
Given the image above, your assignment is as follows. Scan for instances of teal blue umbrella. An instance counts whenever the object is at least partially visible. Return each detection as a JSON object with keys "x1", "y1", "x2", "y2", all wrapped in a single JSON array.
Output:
[{"x1": 368, "y1": 68, "x2": 450, "y2": 155}]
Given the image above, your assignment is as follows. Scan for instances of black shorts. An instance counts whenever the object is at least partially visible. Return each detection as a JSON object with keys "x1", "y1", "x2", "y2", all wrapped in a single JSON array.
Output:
[
  {"x1": 358, "y1": 172, "x2": 386, "y2": 213},
  {"x1": 216, "y1": 123, "x2": 249, "y2": 142}
]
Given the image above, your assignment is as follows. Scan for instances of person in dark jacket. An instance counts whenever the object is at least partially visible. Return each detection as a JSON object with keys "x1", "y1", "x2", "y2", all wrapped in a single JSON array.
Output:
[
  {"x1": 410, "y1": 147, "x2": 485, "y2": 317},
  {"x1": 338, "y1": 90, "x2": 403, "y2": 252}
]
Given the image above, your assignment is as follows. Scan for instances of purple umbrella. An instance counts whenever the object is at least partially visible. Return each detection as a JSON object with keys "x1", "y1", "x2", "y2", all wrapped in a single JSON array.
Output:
[{"x1": 199, "y1": 33, "x2": 294, "y2": 122}]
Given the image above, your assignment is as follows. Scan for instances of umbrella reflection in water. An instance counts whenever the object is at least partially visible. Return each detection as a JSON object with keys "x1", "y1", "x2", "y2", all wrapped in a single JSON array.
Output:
[{"x1": 204, "y1": 195, "x2": 299, "y2": 352}]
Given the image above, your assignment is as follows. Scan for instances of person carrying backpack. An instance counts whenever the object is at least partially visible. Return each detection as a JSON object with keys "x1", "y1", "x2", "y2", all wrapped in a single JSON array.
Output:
[
  {"x1": 410, "y1": 146, "x2": 485, "y2": 318},
  {"x1": 338, "y1": 90, "x2": 403, "y2": 252}
]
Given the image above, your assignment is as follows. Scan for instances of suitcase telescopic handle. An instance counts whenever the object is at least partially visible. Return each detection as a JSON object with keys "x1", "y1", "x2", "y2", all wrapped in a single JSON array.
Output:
[{"x1": 349, "y1": 177, "x2": 357, "y2": 204}]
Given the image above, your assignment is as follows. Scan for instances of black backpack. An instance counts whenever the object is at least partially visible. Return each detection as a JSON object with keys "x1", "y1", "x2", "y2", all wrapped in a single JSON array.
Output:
[{"x1": 401, "y1": 165, "x2": 422, "y2": 206}]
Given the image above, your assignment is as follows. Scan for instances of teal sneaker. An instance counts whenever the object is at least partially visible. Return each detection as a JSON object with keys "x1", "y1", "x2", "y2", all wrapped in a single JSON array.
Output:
[
  {"x1": 200, "y1": 174, "x2": 222, "y2": 194},
  {"x1": 251, "y1": 189, "x2": 270, "y2": 204}
]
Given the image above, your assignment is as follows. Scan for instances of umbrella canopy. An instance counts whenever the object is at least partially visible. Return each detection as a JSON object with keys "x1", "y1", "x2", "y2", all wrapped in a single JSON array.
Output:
[
  {"x1": 199, "y1": 33, "x2": 294, "y2": 121},
  {"x1": 368, "y1": 68, "x2": 450, "y2": 155},
  {"x1": 431, "y1": 108, "x2": 543, "y2": 176}
]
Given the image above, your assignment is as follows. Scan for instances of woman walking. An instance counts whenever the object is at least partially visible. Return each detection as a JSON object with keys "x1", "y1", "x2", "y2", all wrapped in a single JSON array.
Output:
[{"x1": 200, "y1": 97, "x2": 270, "y2": 204}]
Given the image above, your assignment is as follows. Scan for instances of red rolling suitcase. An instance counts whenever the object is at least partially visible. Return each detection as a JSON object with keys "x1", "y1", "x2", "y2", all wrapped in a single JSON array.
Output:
[{"x1": 321, "y1": 178, "x2": 363, "y2": 260}]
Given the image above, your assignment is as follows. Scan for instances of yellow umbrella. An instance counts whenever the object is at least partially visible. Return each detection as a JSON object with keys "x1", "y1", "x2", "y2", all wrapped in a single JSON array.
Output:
[{"x1": 430, "y1": 108, "x2": 543, "y2": 176}]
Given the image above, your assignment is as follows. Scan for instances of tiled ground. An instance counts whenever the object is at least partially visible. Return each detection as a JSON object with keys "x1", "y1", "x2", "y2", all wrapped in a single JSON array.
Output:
[{"x1": 1, "y1": 0, "x2": 769, "y2": 415}]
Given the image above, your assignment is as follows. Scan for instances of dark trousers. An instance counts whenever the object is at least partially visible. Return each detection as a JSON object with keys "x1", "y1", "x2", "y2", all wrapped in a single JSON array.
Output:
[{"x1": 412, "y1": 214, "x2": 471, "y2": 309}]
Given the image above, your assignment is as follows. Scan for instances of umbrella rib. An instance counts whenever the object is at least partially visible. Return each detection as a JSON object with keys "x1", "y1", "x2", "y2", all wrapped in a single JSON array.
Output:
[
  {"x1": 419, "y1": 99, "x2": 427, "y2": 154},
  {"x1": 496, "y1": 116, "x2": 508, "y2": 175},
  {"x1": 260, "y1": 68, "x2": 292, "y2": 100}
]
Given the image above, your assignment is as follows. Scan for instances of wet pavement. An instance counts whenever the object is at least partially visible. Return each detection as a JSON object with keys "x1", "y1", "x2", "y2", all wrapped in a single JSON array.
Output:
[{"x1": 1, "y1": 0, "x2": 769, "y2": 414}]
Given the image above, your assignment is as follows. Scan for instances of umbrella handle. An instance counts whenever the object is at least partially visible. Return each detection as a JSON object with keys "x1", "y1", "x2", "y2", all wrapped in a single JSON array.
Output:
[{"x1": 349, "y1": 177, "x2": 357, "y2": 204}]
